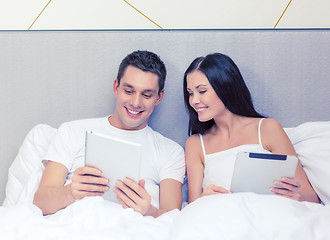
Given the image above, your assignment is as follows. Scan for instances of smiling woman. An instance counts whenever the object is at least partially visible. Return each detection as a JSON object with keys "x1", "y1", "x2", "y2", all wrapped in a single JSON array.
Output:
[
  {"x1": 183, "y1": 53, "x2": 320, "y2": 204},
  {"x1": 186, "y1": 70, "x2": 228, "y2": 123}
]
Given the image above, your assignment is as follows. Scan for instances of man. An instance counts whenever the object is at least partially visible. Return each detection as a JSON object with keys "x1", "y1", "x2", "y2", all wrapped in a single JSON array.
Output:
[{"x1": 33, "y1": 50, "x2": 185, "y2": 217}]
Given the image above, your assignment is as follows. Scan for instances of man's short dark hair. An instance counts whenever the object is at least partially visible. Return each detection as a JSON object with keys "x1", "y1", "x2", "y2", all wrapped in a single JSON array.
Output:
[{"x1": 117, "y1": 50, "x2": 167, "y2": 93}]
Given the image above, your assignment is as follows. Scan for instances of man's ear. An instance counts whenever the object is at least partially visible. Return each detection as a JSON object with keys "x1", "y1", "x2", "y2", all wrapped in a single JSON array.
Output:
[
  {"x1": 113, "y1": 79, "x2": 119, "y2": 97},
  {"x1": 155, "y1": 89, "x2": 164, "y2": 106}
]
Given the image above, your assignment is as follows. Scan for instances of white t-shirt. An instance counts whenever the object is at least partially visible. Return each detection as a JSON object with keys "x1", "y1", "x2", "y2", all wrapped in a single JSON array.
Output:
[{"x1": 44, "y1": 116, "x2": 185, "y2": 207}]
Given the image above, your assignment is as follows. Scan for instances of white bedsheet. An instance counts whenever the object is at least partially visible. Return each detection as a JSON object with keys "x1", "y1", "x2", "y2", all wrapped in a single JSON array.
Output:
[
  {"x1": 3, "y1": 122, "x2": 330, "y2": 239},
  {"x1": 171, "y1": 193, "x2": 330, "y2": 240},
  {"x1": 0, "y1": 196, "x2": 177, "y2": 240},
  {"x1": 1, "y1": 194, "x2": 329, "y2": 240}
]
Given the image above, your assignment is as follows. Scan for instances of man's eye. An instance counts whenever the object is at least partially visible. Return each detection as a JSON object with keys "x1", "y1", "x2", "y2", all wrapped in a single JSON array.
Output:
[
  {"x1": 125, "y1": 90, "x2": 133, "y2": 94},
  {"x1": 143, "y1": 94, "x2": 152, "y2": 98}
]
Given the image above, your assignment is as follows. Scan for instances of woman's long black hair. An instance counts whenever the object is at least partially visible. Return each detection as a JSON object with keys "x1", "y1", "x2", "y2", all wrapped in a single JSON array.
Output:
[{"x1": 183, "y1": 53, "x2": 265, "y2": 136}]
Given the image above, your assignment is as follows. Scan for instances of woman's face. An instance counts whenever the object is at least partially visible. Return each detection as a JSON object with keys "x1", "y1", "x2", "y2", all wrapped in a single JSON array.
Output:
[{"x1": 186, "y1": 70, "x2": 227, "y2": 122}]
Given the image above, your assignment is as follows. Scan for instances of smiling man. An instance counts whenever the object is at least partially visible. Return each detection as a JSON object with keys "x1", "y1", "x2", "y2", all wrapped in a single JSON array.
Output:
[{"x1": 33, "y1": 51, "x2": 185, "y2": 217}]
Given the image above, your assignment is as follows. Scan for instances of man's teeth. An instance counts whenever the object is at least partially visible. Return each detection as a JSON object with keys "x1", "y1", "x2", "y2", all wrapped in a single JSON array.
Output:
[{"x1": 128, "y1": 109, "x2": 140, "y2": 114}]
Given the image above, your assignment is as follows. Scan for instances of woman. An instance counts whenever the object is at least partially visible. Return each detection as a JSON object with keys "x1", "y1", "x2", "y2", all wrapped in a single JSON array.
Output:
[{"x1": 183, "y1": 53, "x2": 319, "y2": 203}]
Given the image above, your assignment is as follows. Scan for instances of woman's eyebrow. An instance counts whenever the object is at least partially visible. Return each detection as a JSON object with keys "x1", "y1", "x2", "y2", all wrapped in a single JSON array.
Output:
[
  {"x1": 196, "y1": 84, "x2": 207, "y2": 89},
  {"x1": 186, "y1": 85, "x2": 207, "y2": 91}
]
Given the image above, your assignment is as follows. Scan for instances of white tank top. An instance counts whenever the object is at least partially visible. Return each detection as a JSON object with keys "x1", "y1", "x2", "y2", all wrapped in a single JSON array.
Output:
[{"x1": 201, "y1": 118, "x2": 271, "y2": 190}]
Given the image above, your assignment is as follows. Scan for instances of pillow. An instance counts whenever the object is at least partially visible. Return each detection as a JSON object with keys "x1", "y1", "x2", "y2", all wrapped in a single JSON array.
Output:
[
  {"x1": 285, "y1": 121, "x2": 330, "y2": 205},
  {"x1": 2, "y1": 124, "x2": 57, "y2": 207}
]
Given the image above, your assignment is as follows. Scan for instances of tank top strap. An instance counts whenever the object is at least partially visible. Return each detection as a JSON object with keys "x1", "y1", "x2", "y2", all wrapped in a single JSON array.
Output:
[
  {"x1": 258, "y1": 118, "x2": 265, "y2": 147},
  {"x1": 199, "y1": 134, "x2": 206, "y2": 158}
]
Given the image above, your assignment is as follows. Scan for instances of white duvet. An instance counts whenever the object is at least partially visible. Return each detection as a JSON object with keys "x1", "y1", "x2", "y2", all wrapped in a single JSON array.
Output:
[
  {"x1": 1, "y1": 194, "x2": 329, "y2": 240},
  {"x1": 2, "y1": 122, "x2": 330, "y2": 239}
]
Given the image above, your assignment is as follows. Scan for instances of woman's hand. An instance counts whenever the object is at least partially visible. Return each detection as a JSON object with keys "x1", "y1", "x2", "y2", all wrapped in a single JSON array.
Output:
[
  {"x1": 202, "y1": 184, "x2": 231, "y2": 197},
  {"x1": 114, "y1": 178, "x2": 152, "y2": 216},
  {"x1": 270, "y1": 177, "x2": 302, "y2": 201}
]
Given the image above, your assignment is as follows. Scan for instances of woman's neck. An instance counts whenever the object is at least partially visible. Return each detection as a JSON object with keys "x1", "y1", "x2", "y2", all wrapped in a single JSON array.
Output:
[{"x1": 212, "y1": 114, "x2": 249, "y2": 138}]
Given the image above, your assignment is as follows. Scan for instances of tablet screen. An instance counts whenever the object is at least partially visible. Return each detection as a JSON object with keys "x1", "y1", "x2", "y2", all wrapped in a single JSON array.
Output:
[{"x1": 85, "y1": 131, "x2": 142, "y2": 202}]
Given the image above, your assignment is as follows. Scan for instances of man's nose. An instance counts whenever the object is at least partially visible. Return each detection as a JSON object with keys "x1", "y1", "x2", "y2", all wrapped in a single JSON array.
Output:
[{"x1": 130, "y1": 94, "x2": 142, "y2": 108}]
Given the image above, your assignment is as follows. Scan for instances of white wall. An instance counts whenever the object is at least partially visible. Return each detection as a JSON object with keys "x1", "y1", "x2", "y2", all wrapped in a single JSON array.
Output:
[{"x1": 1, "y1": 30, "x2": 330, "y2": 202}]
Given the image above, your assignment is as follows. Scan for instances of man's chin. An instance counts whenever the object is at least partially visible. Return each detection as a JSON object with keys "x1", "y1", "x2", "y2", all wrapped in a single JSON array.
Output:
[{"x1": 122, "y1": 119, "x2": 147, "y2": 130}]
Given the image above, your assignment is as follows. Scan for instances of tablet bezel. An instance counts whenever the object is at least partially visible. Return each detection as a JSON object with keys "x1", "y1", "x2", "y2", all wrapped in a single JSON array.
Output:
[{"x1": 230, "y1": 152, "x2": 298, "y2": 194}]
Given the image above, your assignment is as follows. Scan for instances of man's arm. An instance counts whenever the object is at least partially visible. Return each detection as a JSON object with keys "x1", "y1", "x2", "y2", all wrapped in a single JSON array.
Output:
[
  {"x1": 33, "y1": 161, "x2": 109, "y2": 215},
  {"x1": 159, "y1": 178, "x2": 182, "y2": 212},
  {"x1": 114, "y1": 178, "x2": 182, "y2": 218}
]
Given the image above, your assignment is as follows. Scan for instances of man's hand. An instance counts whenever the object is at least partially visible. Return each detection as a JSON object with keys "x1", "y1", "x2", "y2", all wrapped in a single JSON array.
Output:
[
  {"x1": 70, "y1": 166, "x2": 109, "y2": 200},
  {"x1": 202, "y1": 184, "x2": 231, "y2": 197},
  {"x1": 114, "y1": 178, "x2": 152, "y2": 216},
  {"x1": 270, "y1": 177, "x2": 302, "y2": 201}
]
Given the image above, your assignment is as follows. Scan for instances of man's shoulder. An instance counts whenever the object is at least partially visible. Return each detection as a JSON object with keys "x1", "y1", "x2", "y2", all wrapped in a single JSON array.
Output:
[
  {"x1": 146, "y1": 126, "x2": 183, "y2": 150},
  {"x1": 59, "y1": 116, "x2": 108, "y2": 129}
]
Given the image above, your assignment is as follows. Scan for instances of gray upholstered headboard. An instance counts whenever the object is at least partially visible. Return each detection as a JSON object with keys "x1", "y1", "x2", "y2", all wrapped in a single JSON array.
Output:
[{"x1": 1, "y1": 29, "x2": 330, "y2": 203}]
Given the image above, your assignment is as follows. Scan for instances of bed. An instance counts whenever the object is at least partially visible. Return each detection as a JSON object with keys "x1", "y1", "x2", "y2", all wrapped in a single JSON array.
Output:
[{"x1": 1, "y1": 29, "x2": 330, "y2": 239}]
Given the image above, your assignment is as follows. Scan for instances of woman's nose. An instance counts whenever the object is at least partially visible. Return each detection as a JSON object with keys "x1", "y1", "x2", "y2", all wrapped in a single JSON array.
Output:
[{"x1": 190, "y1": 94, "x2": 200, "y2": 105}]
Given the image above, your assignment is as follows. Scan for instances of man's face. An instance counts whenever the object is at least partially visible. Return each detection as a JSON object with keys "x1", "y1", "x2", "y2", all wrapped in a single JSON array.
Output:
[{"x1": 111, "y1": 65, "x2": 164, "y2": 130}]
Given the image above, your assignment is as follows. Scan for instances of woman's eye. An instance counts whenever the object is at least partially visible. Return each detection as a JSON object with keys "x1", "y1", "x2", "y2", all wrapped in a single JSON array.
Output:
[
  {"x1": 188, "y1": 92, "x2": 193, "y2": 96},
  {"x1": 199, "y1": 90, "x2": 206, "y2": 94}
]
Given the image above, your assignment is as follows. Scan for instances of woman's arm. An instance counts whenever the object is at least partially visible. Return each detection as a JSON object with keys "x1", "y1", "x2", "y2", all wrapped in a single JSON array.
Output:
[
  {"x1": 261, "y1": 118, "x2": 320, "y2": 203},
  {"x1": 185, "y1": 135, "x2": 205, "y2": 203}
]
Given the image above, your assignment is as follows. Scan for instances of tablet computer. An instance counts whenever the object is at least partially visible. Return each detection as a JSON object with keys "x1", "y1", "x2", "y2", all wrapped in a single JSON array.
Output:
[
  {"x1": 230, "y1": 152, "x2": 298, "y2": 194},
  {"x1": 85, "y1": 131, "x2": 142, "y2": 202}
]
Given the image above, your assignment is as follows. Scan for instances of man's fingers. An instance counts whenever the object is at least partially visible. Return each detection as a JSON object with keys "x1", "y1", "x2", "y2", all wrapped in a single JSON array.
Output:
[
  {"x1": 74, "y1": 190, "x2": 104, "y2": 199},
  {"x1": 123, "y1": 178, "x2": 147, "y2": 199},
  {"x1": 80, "y1": 175, "x2": 109, "y2": 185},
  {"x1": 71, "y1": 183, "x2": 106, "y2": 200},
  {"x1": 139, "y1": 179, "x2": 145, "y2": 188},
  {"x1": 115, "y1": 180, "x2": 140, "y2": 203},
  {"x1": 72, "y1": 182, "x2": 109, "y2": 192},
  {"x1": 113, "y1": 186, "x2": 136, "y2": 207},
  {"x1": 75, "y1": 166, "x2": 102, "y2": 176}
]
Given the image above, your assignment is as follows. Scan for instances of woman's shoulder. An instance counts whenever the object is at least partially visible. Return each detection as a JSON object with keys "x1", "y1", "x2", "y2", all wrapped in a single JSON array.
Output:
[
  {"x1": 185, "y1": 134, "x2": 205, "y2": 162},
  {"x1": 185, "y1": 134, "x2": 201, "y2": 148},
  {"x1": 260, "y1": 118, "x2": 283, "y2": 132},
  {"x1": 260, "y1": 118, "x2": 295, "y2": 154}
]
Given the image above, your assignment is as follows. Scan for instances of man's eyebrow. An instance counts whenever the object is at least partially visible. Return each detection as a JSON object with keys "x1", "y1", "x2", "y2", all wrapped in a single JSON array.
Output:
[
  {"x1": 122, "y1": 83, "x2": 157, "y2": 93},
  {"x1": 122, "y1": 83, "x2": 133, "y2": 88},
  {"x1": 143, "y1": 89, "x2": 157, "y2": 93}
]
